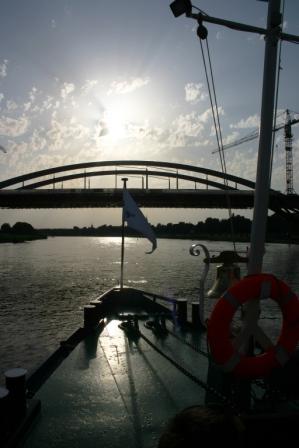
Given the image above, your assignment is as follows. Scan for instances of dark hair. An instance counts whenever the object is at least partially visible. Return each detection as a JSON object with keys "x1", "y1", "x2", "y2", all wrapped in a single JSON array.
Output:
[{"x1": 158, "y1": 405, "x2": 244, "y2": 448}]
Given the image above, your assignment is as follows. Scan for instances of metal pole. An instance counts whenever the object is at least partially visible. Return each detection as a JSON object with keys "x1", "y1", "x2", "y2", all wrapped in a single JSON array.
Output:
[
  {"x1": 248, "y1": 0, "x2": 281, "y2": 275},
  {"x1": 120, "y1": 177, "x2": 128, "y2": 289}
]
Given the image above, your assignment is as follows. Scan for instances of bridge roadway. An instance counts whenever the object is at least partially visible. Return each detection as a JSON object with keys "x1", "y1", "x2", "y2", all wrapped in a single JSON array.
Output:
[{"x1": 0, "y1": 188, "x2": 298, "y2": 211}]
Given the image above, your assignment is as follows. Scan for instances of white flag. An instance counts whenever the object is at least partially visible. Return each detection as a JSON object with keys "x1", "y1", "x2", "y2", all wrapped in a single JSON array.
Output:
[{"x1": 123, "y1": 189, "x2": 157, "y2": 254}]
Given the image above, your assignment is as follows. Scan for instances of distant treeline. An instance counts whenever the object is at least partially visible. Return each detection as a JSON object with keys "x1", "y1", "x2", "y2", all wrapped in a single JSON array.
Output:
[
  {"x1": 41, "y1": 214, "x2": 298, "y2": 243},
  {"x1": 0, "y1": 222, "x2": 47, "y2": 243}
]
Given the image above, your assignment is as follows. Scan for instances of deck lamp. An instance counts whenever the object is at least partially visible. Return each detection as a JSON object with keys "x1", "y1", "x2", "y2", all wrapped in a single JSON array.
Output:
[{"x1": 169, "y1": 0, "x2": 192, "y2": 17}]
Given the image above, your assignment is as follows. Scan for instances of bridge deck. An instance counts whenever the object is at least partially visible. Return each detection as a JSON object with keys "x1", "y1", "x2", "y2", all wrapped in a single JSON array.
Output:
[
  {"x1": 0, "y1": 188, "x2": 297, "y2": 211},
  {"x1": 0, "y1": 188, "x2": 252, "y2": 209}
]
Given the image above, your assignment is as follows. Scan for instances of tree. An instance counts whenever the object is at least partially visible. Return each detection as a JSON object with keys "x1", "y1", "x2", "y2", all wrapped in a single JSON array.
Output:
[
  {"x1": 12, "y1": 222, "x2": 36, "y2": 234},
  {"x1": 1, "y1": 223, "x2": 11, "y2": 233}
]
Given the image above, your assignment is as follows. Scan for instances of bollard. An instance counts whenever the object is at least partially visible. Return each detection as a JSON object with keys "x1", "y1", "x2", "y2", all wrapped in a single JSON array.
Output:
[
  {"x1": 89, "y1": 300, "x2": 104, "y2": 320},
  {"x1": 177, "y1": 299, "x2": 187, "y2": 323},
  {"x1": 5, "y1": 368, "x2": 27, "y2": 420},
  {"x1": 90, "y1": 300, "x2": 101, "y2": 308},
  {"x1": 84, "y1": 304, "x2": 97, "y2": 328},
  {"x1": 191, "y1": 301, "x2": 200, "y2": 326}
]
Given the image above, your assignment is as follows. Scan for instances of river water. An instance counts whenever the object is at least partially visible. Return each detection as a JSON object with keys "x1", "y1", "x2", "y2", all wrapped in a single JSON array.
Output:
[{"x1": 1, "y1": 237, "x2": 299, "y2": 382}]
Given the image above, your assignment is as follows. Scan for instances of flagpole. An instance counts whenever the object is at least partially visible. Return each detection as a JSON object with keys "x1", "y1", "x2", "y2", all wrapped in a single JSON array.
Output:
[{"x1": 120, "y1": 177, "x2": 128, "y2": 289}]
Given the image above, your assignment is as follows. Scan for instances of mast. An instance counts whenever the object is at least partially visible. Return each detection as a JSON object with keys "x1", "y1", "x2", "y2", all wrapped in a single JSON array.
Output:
[
  {"x1": 247, "y1": 0, "x2": 281, "y2": 275},
  {"x1": 120, "y1": 177, "x2": 128, "y2": 289}
]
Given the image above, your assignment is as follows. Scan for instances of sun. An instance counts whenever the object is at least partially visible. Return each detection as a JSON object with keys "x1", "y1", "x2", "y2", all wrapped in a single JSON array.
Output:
[
  {"x1": 95, "y1": 97, "x2": 148, "y2": 143},
  {"x1": 103, "y1": 109, "x2": 127, "y2": 140},
  {"x1": 98, "y1": 101, "x2": 135, "y2": 142}
]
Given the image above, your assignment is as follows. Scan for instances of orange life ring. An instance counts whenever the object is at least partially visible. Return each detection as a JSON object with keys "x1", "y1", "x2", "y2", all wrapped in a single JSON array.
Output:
[{"x1": 207, "y1": 273, "x2": 299, "y2": 378}]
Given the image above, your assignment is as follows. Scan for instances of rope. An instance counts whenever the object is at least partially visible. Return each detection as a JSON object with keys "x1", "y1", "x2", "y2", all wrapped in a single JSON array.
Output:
[
  {"x1": 206, "y1": 40, "x2": 227, "y2": 176},
  {"x1": 199, "y1": 37, "x2": 237, "y2": 251},
  {"x1": 166, "y1": 327, "x2": 210, "y2": 359},
  {"x1": 139, "y1": 330, "x2": 239, "y2": 411}
]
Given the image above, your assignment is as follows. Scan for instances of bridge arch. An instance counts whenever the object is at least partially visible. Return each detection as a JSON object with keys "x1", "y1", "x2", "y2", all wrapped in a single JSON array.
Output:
[
  {"x1": 19, "y1": 169, "x2": 237, "y2": 191},
  {"x1": 0, "y1": 160, "x2": 257, "y2": 190}
]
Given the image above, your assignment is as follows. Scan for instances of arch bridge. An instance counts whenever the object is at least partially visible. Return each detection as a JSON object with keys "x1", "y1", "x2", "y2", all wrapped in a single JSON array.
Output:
[{"x1": 0, "y1": 160, "x2": 298, "y2": 213}]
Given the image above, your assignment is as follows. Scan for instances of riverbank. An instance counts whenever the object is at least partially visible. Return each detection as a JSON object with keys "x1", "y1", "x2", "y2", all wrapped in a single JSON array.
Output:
[
  {"x1": 0, "y1": 233, "x2": 47, "y2": 243},
  {"x1": 39, "y1": 212, "x2": 298, "y2": 244},
  {"x1": 40, "y1": 228, "x2": 298, "y2": 245}
]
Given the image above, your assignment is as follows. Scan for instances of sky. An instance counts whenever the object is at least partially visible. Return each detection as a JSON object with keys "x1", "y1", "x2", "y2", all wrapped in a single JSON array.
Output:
[{"x1": 0, "y1": 0, "x2": 299, "y2": 228}]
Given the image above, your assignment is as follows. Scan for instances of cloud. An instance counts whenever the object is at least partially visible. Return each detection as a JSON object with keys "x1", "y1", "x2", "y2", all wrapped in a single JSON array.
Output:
[
  {"x1": 166, "y1": 112, "x2": 205, "y2": 147},
  {"x1": 0, "y1": 60, "x2": 8, "y2": 79},
  {"x1": 230, "y1": 114, "x2": 260, "y2": 129},
  {"x1": 199, "y1": 106, "x2": 224, "y2": 124},
  {"x1": 61, "y1": 82, "x2": 75, "y2": 99},
  {"x1": 46, "y1": 116, "x2": 90, "y2": 152},
  {"x1": 174, "y1": 112, "x2": 204, "y2": 137},
  {"x1": 0, "y1": 115, "x2": 29, "y2": 137},
  {"x1": 51, "y1": 19, "x2": 57, "y2": 29},
  {"x1": 30, "y1": 129, "x2": 47, "y2": 152},
  {"x1": 6, "y1": 100, "x2": 18, "y2": 111},
  {"x1": 227, "y1": 150, "x2": 258, "y2": 184},
  {"x1": 107, "y1": 77, "x2": 149, "y2": 95},
  {"x1": 21, "y1": 87, "x2": 44, "y2": 113},
  {"x1": 122, "y1": 106, "x2": 226, "y2": 152},
  {"x1": 29, "y1": 87, "x2": 38, "y2": 102},
  {"x1": 126, "y1": 121, "x2": 167, "y2": 143},
  {"x1": 81, "y1": 79, "x2": 98, "y2": 95},
  {"x1": 139, "y1": 106, "x2": 225, "y2": 157},
  {"x1": 185, "y1": 83, "x2": 207, "y2": 104},
  {"x1": 223, "y1": 131, "x2": 240, "y2": 146}
]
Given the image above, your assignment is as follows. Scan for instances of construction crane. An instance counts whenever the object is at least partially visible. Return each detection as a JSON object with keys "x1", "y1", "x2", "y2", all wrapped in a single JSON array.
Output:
[
  {"x1": 212, "y1": 109, "x2": 299, "y2": 194},
  {"x1": 284, "y1": 109, "x2": 296, "y2": 195}
]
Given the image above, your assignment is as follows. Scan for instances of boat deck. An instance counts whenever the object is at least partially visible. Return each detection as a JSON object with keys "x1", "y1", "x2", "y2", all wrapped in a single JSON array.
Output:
[
  {"x1": 23, "y1": 318, "x2": 211, "y2": 448},
  {"x1": 11, "y1": 286, "x2": 299, "y2": 448}
]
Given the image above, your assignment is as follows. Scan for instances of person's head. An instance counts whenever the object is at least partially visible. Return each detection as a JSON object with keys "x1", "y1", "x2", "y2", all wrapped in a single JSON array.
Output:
[{"x1": 158, "y1": 405, "x2": 244, "y2": 448}]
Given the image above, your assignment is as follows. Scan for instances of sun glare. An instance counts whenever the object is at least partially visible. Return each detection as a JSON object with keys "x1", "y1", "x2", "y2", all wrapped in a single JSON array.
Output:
[
  {"x1": 104, "y1": 109, "x2": 127, "y2": 140},
  {"x1": 95, "y1": 96, "x2": 147, "y2": 143}
]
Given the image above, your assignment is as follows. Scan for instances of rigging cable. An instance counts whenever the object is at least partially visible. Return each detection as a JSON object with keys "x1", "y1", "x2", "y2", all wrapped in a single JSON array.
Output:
[
  {"x1": 192, "y1": 5, "x2": 208, "y2": 16},
  {"x1": 198, "y1": 37, "x2": 237, "y2": 252}
]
